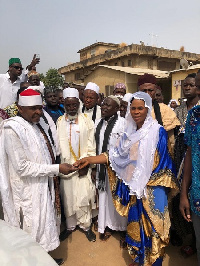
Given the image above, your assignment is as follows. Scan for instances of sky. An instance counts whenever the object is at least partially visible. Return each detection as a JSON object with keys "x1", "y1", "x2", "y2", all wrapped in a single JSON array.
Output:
[{"x1": 0, "y1": 0, "x2": 200, "y2": 75}]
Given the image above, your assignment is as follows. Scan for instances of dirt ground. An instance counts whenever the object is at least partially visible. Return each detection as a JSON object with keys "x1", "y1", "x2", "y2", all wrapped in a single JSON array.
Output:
[{"x1": 50, "y1": 228, "x2": 198, "y2": 266}]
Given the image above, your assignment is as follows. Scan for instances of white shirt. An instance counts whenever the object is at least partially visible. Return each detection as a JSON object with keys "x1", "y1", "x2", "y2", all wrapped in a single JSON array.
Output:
[
  {"x1": 83, "y1": 105, "x2": 101, "y2": 123},
  {"x1": 0, "y1": 73, "x2": 21, "y2": 109},
  {"x1": 0, "y1": 70, "x2": 28, "y2": 109}
]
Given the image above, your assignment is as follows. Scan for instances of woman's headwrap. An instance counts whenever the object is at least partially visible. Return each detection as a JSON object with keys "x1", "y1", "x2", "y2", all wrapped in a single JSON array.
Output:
[
  {"x1": 122, "y1": 93, "x2": 133, "y2": 118},
  {"x1": 168, "y1": 99, "x2": 178, "y2": 110},
  {"x1": 109, "y1": 91, "x2": 161, "y2": 198}
]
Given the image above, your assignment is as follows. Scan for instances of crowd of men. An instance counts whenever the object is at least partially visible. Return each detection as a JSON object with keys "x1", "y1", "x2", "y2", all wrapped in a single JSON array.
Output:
[{"x1": 0, "y1": 56, "x2": 200, "y2": 266}]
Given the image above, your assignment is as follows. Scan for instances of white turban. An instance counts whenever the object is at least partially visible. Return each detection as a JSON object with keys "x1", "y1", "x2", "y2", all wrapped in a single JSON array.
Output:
[
  {"x1": 18, "y1": 89, "x2": 43, "y2": 106},
  {"x1": 63, "y1": 88, "x2": 79, "y2": 99},
  {"x1": 85, "y1": 82, "x2": 100, "y2": 94}
]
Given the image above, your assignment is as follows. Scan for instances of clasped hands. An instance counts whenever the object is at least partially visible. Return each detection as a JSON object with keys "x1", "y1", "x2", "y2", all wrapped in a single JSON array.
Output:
[{"x1": 59, "y1": 157, "x2": 91, "y2": 177}]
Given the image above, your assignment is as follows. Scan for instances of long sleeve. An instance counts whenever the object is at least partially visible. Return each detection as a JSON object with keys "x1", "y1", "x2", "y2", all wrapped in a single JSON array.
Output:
[{"x1": 5, "y1": 128, "x2": 59, "y2": 178}]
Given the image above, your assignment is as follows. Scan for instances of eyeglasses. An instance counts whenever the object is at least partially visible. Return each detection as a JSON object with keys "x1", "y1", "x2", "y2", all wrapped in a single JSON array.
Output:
[
  {"x1": 12, "y1": 66, "x2": 24, "y2": 70},
  {"x1": 142, "y1": 89, "x2": 154, "y2": 93}
]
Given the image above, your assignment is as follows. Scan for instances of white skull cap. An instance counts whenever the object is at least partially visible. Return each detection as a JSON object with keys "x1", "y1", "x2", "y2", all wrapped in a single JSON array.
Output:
[
  {"x1": 63, "y1": 88, "x2": 79, "y2": 99},
  {"x1": 85, "y1": 82, "x2": 99, "y2": 94}
]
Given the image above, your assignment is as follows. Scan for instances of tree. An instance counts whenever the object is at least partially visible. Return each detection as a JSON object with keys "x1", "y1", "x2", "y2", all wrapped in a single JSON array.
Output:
[
  {"x1": 43, "y1": 68, "x2": 64, "y2": 88},
  {"x1": 39, "y1": 73, "x2": 45, "y2": 83}
]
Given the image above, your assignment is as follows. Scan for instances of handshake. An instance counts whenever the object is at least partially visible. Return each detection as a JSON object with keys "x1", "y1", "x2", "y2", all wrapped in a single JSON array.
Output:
[
  {"x1": 59, "y1": 157, "x2": 91, "y2": 176},
  {"x1": 59, "y1": 154, "x2": 107, "y2": 175}
]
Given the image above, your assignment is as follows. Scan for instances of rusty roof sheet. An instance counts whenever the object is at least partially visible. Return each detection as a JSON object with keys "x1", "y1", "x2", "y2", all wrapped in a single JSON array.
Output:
[{"x1": 98, "y1": 65, "x2": 169, "y2": 78}]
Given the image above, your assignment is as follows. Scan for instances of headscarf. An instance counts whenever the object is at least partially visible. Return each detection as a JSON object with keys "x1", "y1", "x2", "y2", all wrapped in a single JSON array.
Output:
[
  {"x1": 109, "y1": 91, "x2": 161, "y2": 198},
  {"x1": 168, "y1": 99, "x2": 178, "y2": 110}
]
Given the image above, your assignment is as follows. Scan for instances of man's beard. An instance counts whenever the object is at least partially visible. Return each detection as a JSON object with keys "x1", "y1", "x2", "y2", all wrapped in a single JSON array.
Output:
[{"x1": 68, "y1": 113, "x2": 78, "y2": 120}]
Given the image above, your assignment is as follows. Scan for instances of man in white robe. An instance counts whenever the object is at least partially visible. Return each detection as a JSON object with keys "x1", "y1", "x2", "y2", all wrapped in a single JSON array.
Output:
[
  {"x1": 0, "y1": 89, "x2": 76, "y2": 264},
  {"x1": 82, "y1": 82, "x2": 101, "y2": 123},
  {"x1": 95, "y1": 95, "x2": 127, "y2": 241},
  {"x1": 57, "y1": 88, "x2": 97, "y2": 242}
]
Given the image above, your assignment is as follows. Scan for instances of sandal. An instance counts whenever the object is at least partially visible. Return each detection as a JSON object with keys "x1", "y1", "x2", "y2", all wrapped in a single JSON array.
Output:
[{"x1": 99, "y1": 231, "x2": 112, "y2": 241}]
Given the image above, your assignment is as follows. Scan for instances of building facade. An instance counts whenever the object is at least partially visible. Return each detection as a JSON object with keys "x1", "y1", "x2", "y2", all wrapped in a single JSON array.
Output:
[{"x1": 59, "y1": 42, "x2": 200, "y2": 100}]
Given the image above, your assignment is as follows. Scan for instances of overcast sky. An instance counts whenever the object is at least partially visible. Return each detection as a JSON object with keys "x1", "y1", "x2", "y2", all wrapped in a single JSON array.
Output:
[{"x1": 0, "y1": 0, "x2": 200, "y2": 74}]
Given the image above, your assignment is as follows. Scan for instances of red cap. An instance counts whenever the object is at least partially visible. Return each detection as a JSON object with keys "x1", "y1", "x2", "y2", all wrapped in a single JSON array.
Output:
[{"x1": 20, "y1": 89, "x2": 40, "y2": 96}]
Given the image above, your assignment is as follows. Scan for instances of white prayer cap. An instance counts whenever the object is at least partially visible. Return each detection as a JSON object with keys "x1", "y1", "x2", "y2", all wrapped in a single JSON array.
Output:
[
  {"x1": 26, "y1": 86, "x2": 44, "y2": 95},
  {"x1": 18, "y1": 89, "x2": 43, "y2": 106},
  {"x1": 63, "y1": 88, "x2": 79, "y2": 99},
  {"x1": 131, "y1": 91, "x2": 152, "y2": 111},
  {"x1": 85, "y1": 82, "x2": 99, "y2": 94},
  {"x1": 107, "y1": 95, "x2": 120, "y2": 106},
  {"x1": 122, "y1": 93, "x2": 133, "y2": 103}
]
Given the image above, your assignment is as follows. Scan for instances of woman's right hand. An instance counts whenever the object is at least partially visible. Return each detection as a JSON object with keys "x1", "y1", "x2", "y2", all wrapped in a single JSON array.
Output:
[{"x1": 74, "y1": 157, "x2": 91, "y2": 169}]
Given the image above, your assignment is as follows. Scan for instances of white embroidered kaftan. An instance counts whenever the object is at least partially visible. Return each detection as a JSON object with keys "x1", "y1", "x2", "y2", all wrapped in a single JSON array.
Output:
[
  {"x1": 57, "y1": 113, "x2": 96, "y2": 229},
  {"x1": 95, "y1": 116, "x2": 128, "y2": 234},
  {"x1": 0, "y1": 116, "x2": 60, "y2": 252}
]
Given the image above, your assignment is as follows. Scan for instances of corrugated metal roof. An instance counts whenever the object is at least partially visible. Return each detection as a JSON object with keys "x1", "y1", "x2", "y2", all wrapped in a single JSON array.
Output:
[
  {"x1": 170, "y1": 64, "x2": 200, "y2": 73},
  {"x1": 98, "y1": 65, "x2": 169, "y2": 78}
]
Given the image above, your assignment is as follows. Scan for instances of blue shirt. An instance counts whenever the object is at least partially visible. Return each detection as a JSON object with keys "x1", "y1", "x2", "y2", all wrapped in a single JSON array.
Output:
[{"x1": 185, "y1": 106, "x2": 200, "y2": 216}]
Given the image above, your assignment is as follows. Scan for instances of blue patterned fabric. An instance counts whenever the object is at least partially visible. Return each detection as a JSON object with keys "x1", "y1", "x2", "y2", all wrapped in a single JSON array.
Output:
[
  {"x1": 44, "y1": 105, "x2": 64, "y2": 124},
  {"x1": 184, "y1": 106, "x2": 200, "y2": 217},
  {"x1": 110, "y1": 127, "x2": 178, "y2": 265}
]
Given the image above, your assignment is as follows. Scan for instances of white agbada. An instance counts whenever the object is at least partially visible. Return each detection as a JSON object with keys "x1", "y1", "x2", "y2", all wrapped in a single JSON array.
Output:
[
  {"x1": 83, "y1": 105, "x2": 101, "y2": 123},
  {"x1": 0, "y1": 116, "x2": 60, "y2": 252},
  {"x1": 95, "y1": 116, "x2": 128, "y2": 233},
  {"x1": 57, "y1": 113, "x2": 97, "y2": 229}
]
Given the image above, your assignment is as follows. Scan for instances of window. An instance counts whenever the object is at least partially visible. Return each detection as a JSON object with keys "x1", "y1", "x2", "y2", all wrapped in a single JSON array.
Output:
[
  {"x1": 128, "y1": 60, "x2": 132, "y2": 67},
  {"x1": 75, "y1": 72, "x2": 80, "y2": 80},
  {"x1": 158, "y1": 61, "x2": 176, "y2": 71},
  {"x1": 122, "y1": 61, "x2": 125, "y2": 67},
  {"x1": 105, "y1": 85, "x2": 114, "y2": 96}
]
